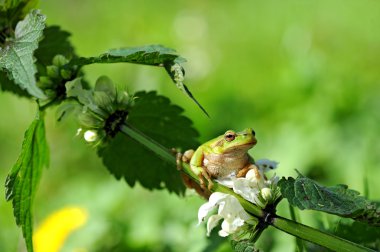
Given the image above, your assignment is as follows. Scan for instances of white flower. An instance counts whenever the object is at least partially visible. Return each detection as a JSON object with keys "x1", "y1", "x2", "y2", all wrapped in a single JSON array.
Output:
[
  {"x1": 216, "y1": 160, "x2": 280, "y2": 207},
  {"x1": 261, "y1": 188, "x2": 272, "y2": 201},
  {"x1": 198, "y1": 192, "x2": 251, "y2": 237},
  {"x1": 234, "y1": 168, "x2": 279, "y2": 207},
  {"x1": 84, "y1": 130, "x2": 98, "y2": 142}
]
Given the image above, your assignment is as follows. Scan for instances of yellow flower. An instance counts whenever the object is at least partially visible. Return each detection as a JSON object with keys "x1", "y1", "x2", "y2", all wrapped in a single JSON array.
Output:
[{"x1": 33, "y1": 206, "x2": 88, "y2": 252}]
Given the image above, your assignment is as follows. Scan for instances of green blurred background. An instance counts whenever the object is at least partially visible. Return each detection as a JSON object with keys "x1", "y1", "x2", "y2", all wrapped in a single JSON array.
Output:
[{"x1": 1, "y1": 0, "x2": 380, "y2": 251}]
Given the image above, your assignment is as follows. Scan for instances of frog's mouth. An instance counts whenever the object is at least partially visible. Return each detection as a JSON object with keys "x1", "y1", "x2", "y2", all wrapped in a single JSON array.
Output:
[{"x1": 225, "y1": 140, "x2": 257, "y2": 152}]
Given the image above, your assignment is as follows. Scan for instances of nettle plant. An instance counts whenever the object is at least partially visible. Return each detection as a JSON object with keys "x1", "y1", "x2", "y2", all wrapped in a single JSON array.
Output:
[{"x1": 1, "y1": 3, "x2": 379, "y2": 252}]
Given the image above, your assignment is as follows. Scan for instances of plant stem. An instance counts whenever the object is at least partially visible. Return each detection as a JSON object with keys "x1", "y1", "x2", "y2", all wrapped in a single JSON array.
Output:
[
  {"x1": 272, "y1": 216, "x2": 374, "y2": 252},
  {"x1": 120, "y1": 123, "x2": 375, "y2": 252},
  {"x1": 288, "y1": 205, "x2": 304, "y2": 252},
  {"x1": 120, "y1": 124, "x2": 176, "y2": 163}
]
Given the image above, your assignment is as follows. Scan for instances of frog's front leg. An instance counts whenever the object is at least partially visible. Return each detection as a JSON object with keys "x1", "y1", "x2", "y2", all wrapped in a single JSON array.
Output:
[
  {"x1": 190, "y1": 165, "x2": 214, "y2": 190},
  {"x1": 190, "y1": 147, "x2": 214, "y2": 190},
  {"x1": 175, "y1": 148, "x2": 213, "y2": 189},
  {"x1": 236, "y1": 163, "x2": 261, "y2": 179},
  {"x1": 175, "y1": 149, "x2": 211, "y2": 199}
]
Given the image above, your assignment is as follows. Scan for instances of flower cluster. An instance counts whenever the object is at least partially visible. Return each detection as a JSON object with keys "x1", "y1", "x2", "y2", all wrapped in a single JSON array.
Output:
[
  {"x1": 72, "y1": 76, "x2": 133, "y2": 145},
  {"x1": 198, "y1": 192, "x2": 253, "y2": 237},
  {"x1": 198, "y1": 159, "x2": 280, "y2": 237}
]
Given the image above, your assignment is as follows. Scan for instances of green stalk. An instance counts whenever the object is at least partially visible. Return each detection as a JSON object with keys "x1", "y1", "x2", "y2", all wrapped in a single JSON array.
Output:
[
  {"x1": 272, "y1": 216, "x2": 373, "y2": 252},
  {"x1": 120, "y1": 123, "x2": 374, "y2": 252},
  {"x1": 289, "y1": 205, "x2": 304, "y2": 252},
  {"x1": 120, "y1": 124, "x2": 175, "y2": 163}
]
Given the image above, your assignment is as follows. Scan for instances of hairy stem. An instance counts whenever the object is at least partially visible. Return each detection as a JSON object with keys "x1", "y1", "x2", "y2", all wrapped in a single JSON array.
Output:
[{"x1": 120, "y1": 123, "x2": 374, "y2": 252}]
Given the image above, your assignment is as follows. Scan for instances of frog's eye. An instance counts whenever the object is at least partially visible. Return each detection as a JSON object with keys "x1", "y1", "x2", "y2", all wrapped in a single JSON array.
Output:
[
  {"x1": 251, "y1": 129, "x2": 256, "y2": 136},
  {"x1": 224, "y1": 132, "x2": 236, "y2": 142}
]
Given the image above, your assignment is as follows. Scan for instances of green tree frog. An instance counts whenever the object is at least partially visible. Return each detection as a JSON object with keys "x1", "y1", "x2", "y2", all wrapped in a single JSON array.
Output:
[{"x1": 180, "y1": 128, "x2": 259, "y2": 190}]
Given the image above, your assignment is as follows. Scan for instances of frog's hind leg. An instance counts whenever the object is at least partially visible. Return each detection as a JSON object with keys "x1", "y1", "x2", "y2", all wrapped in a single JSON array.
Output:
[
  {"x1": 175, "y1": 149, "x2": 194, "y2": 170},
  {"x1": 199, "y1": 168, "x2": 214, "y2": 190}
]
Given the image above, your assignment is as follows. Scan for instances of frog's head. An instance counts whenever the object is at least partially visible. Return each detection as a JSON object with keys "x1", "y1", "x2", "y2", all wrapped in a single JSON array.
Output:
[{"x1": 211, "y1": 128, "x2": 257, "y2": 154}]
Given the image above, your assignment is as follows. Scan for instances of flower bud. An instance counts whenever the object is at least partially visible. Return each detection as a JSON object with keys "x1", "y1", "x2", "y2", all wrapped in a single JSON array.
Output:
[
  {"x1": 261, "y1": 188, "x2": 272, "y2": 201},
  {"x1": 60, "y1": 69, "x2": 72, "y2": 80},
  {"x1": 52, "y1": 54, "x2": 68, "y2": 67},
  {"x1": 46, "y1": 65, "x2": 60, "y2": 78},
  {"x1": 37, "y1": 76, "x2": 53, "y2": 88},
  {"x1": 84, "y1": 130, "x2": 98, "y2": 142}
]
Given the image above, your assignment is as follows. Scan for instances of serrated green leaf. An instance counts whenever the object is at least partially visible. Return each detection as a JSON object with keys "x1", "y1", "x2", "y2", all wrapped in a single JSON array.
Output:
[
  {"x1": 69, "y1": 44, "x2": 184, "y2": 67},
  {"x1": 0, "y1": 9, "x2": 46, "y2": 99},
  {"x1": 34, "y1": 25, "x2": 75, "y2": 66},
  {"x1": 98, "y1": 91, "x2": 199, "y2": 195},
  {"x1": 68, "y1": 44, "x2": 208, "y2": 117},
  {"x1": 5, "y1": 112, "x2": 49, "y2": 252},
  {"x1": 278, "y1": 173, "x2": 380, "y2": 226},
  {"x1": 231, "y1": 240, "x2": 259, "y2": 252}
]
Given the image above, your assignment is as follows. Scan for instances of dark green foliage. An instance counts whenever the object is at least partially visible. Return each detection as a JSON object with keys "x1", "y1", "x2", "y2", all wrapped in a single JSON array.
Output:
[
  {"x1": 278, "y1": 172, "x2": 380, "y2": 226},
  {"x1": 203, "y1": 228, "x2": 230, "y2": 252},
  {"x1": 334, "y1": 219, "x2": 380, "y2": 251},
  {"x1": 0, "y1": 9, "x2": 46, "y2": 98},
  {"x1": 98, "y1": 91, "x2": 199, "y2": 195},
  {"x1": 0, "y1": 71, "x2": 30, "y2": 97},
  {"x1": 35, "y1": 26, "x2": 75, "y2": 66},
  {"x1": 0, "y1": 0, "x2": 38, "y2": 34},
  {"x1": 5, "y1": 113, "x2": 49, "y2": 252}
]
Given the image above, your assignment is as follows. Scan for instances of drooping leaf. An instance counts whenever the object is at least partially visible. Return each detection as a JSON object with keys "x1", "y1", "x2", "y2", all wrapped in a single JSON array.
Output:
[
  {"x1": 98, "y1": 91, "x2": 199, "y2": 195},
  {"x1": 34, "y1": 25, "x2": 75, "y2": 66},
  {"x1": 68, "y1": 44, "x2": 208, "y2": 116},
  {"x1": 278, "y1": 172, "x2": 380, "y2": 226},
  {"x1": 69, "y1": 44, "x2": 184, "y2": 67},
  {"x1": 0, "y1": 9, "x2": 46, "y2": 99},
  {"x1": 5, "y1": 112, "x2": 49, "y2": 252},
  {"x1": 231, "y1": 240, "x2": 259, "y2": 252}
]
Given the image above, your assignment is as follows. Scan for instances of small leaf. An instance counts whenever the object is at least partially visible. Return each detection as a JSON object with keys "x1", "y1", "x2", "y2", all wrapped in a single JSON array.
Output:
[
  {"x1": 278, "y1": 173, "x2": 380, "y2": 226},
  {"x1": 231, "y1": 240, "x2": 259, "y2": 252},
  {"x1": 98, "y1": 91, "x2": 199, "y2": 195},
  {"x1": 68, "y1": 45, "x2": 208, "y2": 116},
  {"x1": 5, "y1": 112, "x2": 49, "y2": 252},
  {"x1": 0, "y1": 9, "x2": 46, "y2": 99},
  {"x1": 34, "y1": 25, "x2": 75, "y2": 66}
]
